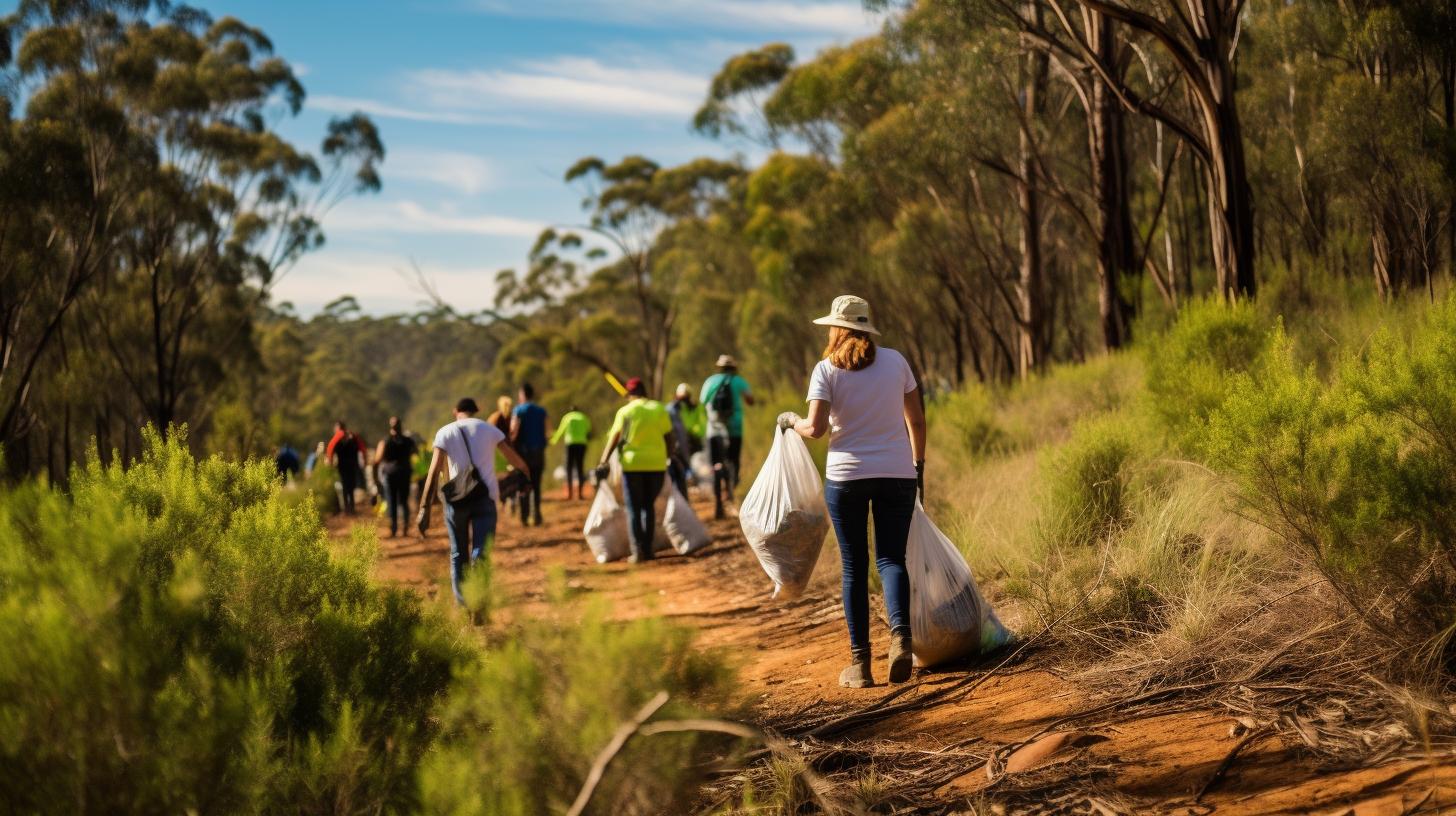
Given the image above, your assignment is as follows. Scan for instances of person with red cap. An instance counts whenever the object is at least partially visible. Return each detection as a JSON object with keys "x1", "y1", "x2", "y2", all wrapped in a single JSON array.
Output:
[{"x1": 595, "y1": 377, "x2": 676, "y2": 563}]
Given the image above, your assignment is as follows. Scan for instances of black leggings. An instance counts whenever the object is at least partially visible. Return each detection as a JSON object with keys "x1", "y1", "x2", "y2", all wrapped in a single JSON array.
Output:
[
  {"x1": 384, "y1": 475, "x2": 411, "y2": 535},
  {"x1": 565, "y1": 443, "x2": 587, "y2": 495},
  {"x1": 518, "y1": 447, "x2": 545, "y2": 523}
]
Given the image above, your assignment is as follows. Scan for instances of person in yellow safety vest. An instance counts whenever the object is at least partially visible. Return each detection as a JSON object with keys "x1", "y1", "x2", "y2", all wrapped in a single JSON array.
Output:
[
  {"x1": 551, "y1": 405, "x2": 592, "y2": 500},
  {"x1": 596, "y1": 377, "x2": 676, "y2": 564}
]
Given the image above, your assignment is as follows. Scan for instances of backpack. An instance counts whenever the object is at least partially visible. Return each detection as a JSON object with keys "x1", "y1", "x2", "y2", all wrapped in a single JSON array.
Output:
[{"x1": 710, "y1": 375, "x2": 737, "y2": 419}]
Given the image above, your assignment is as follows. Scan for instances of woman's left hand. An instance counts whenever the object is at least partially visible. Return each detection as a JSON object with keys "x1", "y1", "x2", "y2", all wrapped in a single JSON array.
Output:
[
  {"x1": 914, "y1": 460, "x2": 925, "y2": 501},
  {"x1": 777, "y1": 412, "x2": 801, "y2": 431}
]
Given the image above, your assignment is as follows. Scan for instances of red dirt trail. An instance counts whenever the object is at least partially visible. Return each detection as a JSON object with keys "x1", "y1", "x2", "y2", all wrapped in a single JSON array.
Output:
[{"x1": 342, "y1": 491, "x2": 1456, "y2": 815}]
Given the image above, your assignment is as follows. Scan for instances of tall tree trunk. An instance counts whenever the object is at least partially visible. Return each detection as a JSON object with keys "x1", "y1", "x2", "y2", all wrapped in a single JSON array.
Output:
[
  {"x1": 1204, "y1": 62, "x2": 1257, "y2": 300},
  {"x1": 1089, "y1": 15, "x2": 1138, "y2": 348},
  {"x1": 1017, "y1": 1, "x2": 1050, "y2": 379}
]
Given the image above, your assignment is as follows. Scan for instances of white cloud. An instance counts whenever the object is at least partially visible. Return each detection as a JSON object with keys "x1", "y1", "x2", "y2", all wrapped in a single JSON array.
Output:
[
  {"x1": 322, "y1": 199, "x2": 544, "y2": 239},
  {"x1": 471, "y1": 0, "x2": 878, "y2": 36},
  {"x1": 272, "y1": 253, "x2": 506, "y2": 316},
  {"x1": 406, "y1": 57, "x2": 706, "y2": 118},
  {"x1": 386, "y1": 148, "x2": 497, "y2": 195},
  {"x1": 309, "y1": 93, "x2": 492, "y2": 125}
]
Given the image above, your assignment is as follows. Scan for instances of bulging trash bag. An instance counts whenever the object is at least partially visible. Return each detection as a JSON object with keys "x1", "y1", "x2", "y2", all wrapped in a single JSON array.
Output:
[
  {"x1": 739, "y1": 429, "x2": 829, "y2": 599},
  {"x1": 662, "y1": 481, "x2": 710, "y2": 555},
  {"x1": 907, "y1": 503, "x2": 1010, "y2": 667},
  {"x1": 583, "y1": 482, "x2": 630, "y2": 563}
]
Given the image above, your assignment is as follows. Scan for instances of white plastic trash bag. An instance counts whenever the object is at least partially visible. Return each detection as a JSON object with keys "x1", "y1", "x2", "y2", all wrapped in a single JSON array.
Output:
[
  {"x1": 663, "y1": 481, "x2": 710, "y2": 555},
  {"x1": 583, "y1": 483, "x2": 630, "y2": 563},
  {"x1": 907, "y1": 503, "x2": 1010, "y2": 667},
  {"x1": 739, "y1": 429, "x2": 829, "y2": 599}
]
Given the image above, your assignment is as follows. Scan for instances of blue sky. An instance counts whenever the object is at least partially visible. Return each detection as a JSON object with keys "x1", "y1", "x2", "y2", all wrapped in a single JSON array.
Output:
[{"x1": 199, "y1": 0, "x2": 885, "y2": 315}]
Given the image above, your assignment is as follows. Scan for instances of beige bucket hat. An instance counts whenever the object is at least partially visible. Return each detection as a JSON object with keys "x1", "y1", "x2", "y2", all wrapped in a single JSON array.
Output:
[
  {"x1": 715, "y1": 354, "x2": 738, "y2": 368},
  {"x1": 812, "y1": 294, "x2": 880, "y2": 335}
]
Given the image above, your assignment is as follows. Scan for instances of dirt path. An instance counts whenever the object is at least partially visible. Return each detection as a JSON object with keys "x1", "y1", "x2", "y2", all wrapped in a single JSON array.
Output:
[{"x1": 349, "y1": 492, "x2": 1456, "y2": 814}]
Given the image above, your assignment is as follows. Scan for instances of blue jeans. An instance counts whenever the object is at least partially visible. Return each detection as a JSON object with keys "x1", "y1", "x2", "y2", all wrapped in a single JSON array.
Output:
[
  {"x1": 445, "y1": 493, "x2": 497, "y2": 605},
  {"x1": 622, "y1": 470, "x2": 664, "y2": 561},
  {"x1": 825, "y1": 477, "x2": 918, "y2": 655}
]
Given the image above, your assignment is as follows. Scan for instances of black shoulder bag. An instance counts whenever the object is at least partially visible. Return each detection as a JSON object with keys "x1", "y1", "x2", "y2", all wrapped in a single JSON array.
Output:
[{"x1": 440, "y1": 422, "x2": 490, "y2": 506}]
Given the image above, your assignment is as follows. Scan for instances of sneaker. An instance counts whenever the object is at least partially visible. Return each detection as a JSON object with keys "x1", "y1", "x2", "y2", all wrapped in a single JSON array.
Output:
[
  {"x1": 839, "y1": 654, "x2": 874, "y2": 688},
  {"x1": 888, "y1": 632, "x2": 913, "y2": 684}
]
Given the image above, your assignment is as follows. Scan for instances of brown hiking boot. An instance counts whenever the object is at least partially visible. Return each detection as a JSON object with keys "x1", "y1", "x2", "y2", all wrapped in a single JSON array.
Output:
[
  {"x1": 888, "y1": 631, "x2": 913, "y2": 684},
  {"x1": 839, "y1": 653, "x2": 874, "y2": 688}
]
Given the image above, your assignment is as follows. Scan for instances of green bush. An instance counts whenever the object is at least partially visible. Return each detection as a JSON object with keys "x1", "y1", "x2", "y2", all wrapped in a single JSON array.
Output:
[
  {"x1": 932, "y1": 386, "x2": 1010, "y2": 460},
  {"x1": 421, "y1": 592, "x2": 736, "y2": 815},
  {"x1": 0, "y1": 429, "x2": 465, "y2": 813},
  {"x1": 0, "y1": 431, "x2": 740, "y2": 813},
  {"x1": 1201, "y1": 297, "x2": 1456, "y2": 663},
  {"x1": 1145, "y1": 298, "x2": 1280, "y2": 452},
  {"x1": 1038, "y1": 415, "x2": 1139, "y2": 548}
]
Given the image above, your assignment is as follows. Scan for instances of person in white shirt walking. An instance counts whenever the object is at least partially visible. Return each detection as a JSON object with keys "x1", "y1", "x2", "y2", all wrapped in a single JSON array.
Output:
[
  {"x1": 417, "y1": 397, "x2": 532, "y2": 606},
  {"x1": 781, "y1": 295, "x2": 927, "y2": 688}
]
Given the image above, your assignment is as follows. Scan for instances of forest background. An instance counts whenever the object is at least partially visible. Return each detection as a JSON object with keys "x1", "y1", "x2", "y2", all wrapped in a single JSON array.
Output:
[{"x1": 2, "y1": 0, "x2": 1453, "y2": 474}]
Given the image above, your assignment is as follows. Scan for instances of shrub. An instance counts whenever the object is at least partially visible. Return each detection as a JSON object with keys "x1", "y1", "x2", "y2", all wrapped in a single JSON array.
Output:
[
  {"x1": 1201, "y1": 298, "x2": 1456, "y2": 665},
  {"x1": 1145, "y1": 298, "x2": 1279, "y2": 452},
  {"x1": 420, "y1": 594, "x2": 737, "y2": 816},
  {"x1": 0, "y1": 429, "x2": 466, "y2": 813},
  {"x1": 0, "y1": 431, "x2": 740, "y2": 813},
  {"x1": 1037, "y1": 415, "x2": 1139, "y2": 548},
  {"x1": 932, "y1": 386, "x2": 1010, "y2": 460}
]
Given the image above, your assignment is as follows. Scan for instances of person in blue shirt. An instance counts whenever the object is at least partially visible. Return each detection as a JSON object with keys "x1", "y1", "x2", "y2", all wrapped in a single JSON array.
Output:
[
  {"x1": 510, "y1": 382, "x2": 549, "y2": 526},
  {"x1": 700, "y1": 354, "x2": 755, "y2": 519}
]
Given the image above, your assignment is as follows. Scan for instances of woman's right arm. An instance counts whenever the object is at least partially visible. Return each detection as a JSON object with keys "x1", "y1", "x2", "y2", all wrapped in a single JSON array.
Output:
[{"x1": 792, "y1": 400, "x2": 830, "y2": 440}]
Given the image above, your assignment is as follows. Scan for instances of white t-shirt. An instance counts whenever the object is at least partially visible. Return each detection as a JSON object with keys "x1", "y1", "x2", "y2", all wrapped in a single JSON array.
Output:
[
  {"x1": 806, "y1": 346, "x2": 918, "y2": 482},
  {"x1": 432, "y1": 417, "x2": 506, "y2": 502}
]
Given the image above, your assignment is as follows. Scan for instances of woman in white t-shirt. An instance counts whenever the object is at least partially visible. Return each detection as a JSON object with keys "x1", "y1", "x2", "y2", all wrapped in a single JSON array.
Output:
[{"x1": 781, "y1": 295, "x2": 927, "y2": 688}]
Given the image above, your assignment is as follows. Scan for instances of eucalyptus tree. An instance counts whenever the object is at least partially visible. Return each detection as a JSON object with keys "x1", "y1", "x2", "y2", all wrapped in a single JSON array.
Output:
[
  {"x1": 0, "y1": 0, "x2": 382, "y2": 476},
  {"x1": 1049, "y1": 0, "x2": 1257, "y2": 300}
]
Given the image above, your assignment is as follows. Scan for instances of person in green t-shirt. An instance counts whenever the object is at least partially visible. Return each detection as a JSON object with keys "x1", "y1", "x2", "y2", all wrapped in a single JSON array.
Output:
[
  {"x1": 700, "y1": 354, "x2": 755, "y2": 519},
  {"x1": 596, "y1": 377, "x2": 676, "y2": 563},
  {"x1": 550, "y1": 406, "x2": 593, "y2": 500}
]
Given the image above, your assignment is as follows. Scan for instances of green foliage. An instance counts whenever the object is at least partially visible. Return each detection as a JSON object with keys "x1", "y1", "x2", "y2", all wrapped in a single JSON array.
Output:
[
  {"x1": 0, "y1": 431, "x2": 739, "y2": 813},
  {"x1": 1038, "y1": 415, "x2": 1139, "y2": 548},
  {"x1": 420, "y1": 599, "x2": 736, "y2": 816},
  {"x1": 932, "y1": 386, "x2": 1010, "y2": 461},
  {"x1": 1145, "y1": 298, "x2": 1280, "y2": 452},
  {"x1": 0, "y1": 429, "x2": 464, "y2": 813},
  {"x1": 1201, "y1": 297, "x2": 1456, "y2": 656}
]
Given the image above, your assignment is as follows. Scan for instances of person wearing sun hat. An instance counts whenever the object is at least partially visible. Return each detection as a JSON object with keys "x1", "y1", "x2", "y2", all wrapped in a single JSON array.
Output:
[
  {"x1": 700, "y1": 353, "x2": 755, "y2": 519},
  {"x1": 780, "y1": 295, "x2": 928, "y2": 689},
  {"x1": 596, "y1": 377, "x2": 676, "y2": 563}
]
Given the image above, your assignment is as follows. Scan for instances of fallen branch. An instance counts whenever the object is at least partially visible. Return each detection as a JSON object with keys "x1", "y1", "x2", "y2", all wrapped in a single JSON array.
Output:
[{"x1": 568, "y1": 692, "x2": 857, "y2": 816}]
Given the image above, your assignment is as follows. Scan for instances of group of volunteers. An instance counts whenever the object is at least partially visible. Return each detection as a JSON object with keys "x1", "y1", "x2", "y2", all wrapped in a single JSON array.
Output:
[{"x1": 306, "y1": 294, "x2": 973, "y2": 689}]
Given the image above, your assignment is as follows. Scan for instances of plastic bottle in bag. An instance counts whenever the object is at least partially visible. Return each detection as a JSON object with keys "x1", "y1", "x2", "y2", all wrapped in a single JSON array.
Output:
[
  {"x1": 906, "y1": 503, "x2": 1010, "y2": 667},
  {"x1": 739, "y1": 429, "x2": 829, "y2": 599},
  {"x1": 582, "y1": 483, "x2": 631, "y2": 563}
]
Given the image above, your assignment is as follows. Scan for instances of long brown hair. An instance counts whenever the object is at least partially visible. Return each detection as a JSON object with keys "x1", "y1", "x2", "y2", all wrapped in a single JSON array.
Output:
[{"x1": 823, "y1": 326, "x2": 877, "y2": 371}]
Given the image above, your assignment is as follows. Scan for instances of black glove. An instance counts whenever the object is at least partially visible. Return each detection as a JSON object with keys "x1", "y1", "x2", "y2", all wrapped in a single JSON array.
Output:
[
  {"x1": 593, "y1": 464, "x2": 610, "y2": 484},
  {"x1": 914, "y1": 460, "x2": 925, "y2": 502}
]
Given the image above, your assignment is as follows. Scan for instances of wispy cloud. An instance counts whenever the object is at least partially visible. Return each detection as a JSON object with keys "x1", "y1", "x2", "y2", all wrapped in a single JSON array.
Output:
[
  {"x1": 386, "y1": 148, "x2": 497, "y2": 195},
  {"x1": 470, "y1": 0, "x2": 878, "y2": 36},
  {"x1": 323, "y1": 200, "x2": 544, "y2": 239},
  {"x1": 406, "y1": 57, "x2": 706, "y2": 118},
  {"x1": 309, "y1": 93, "x2": 493, "y2": 125}
]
